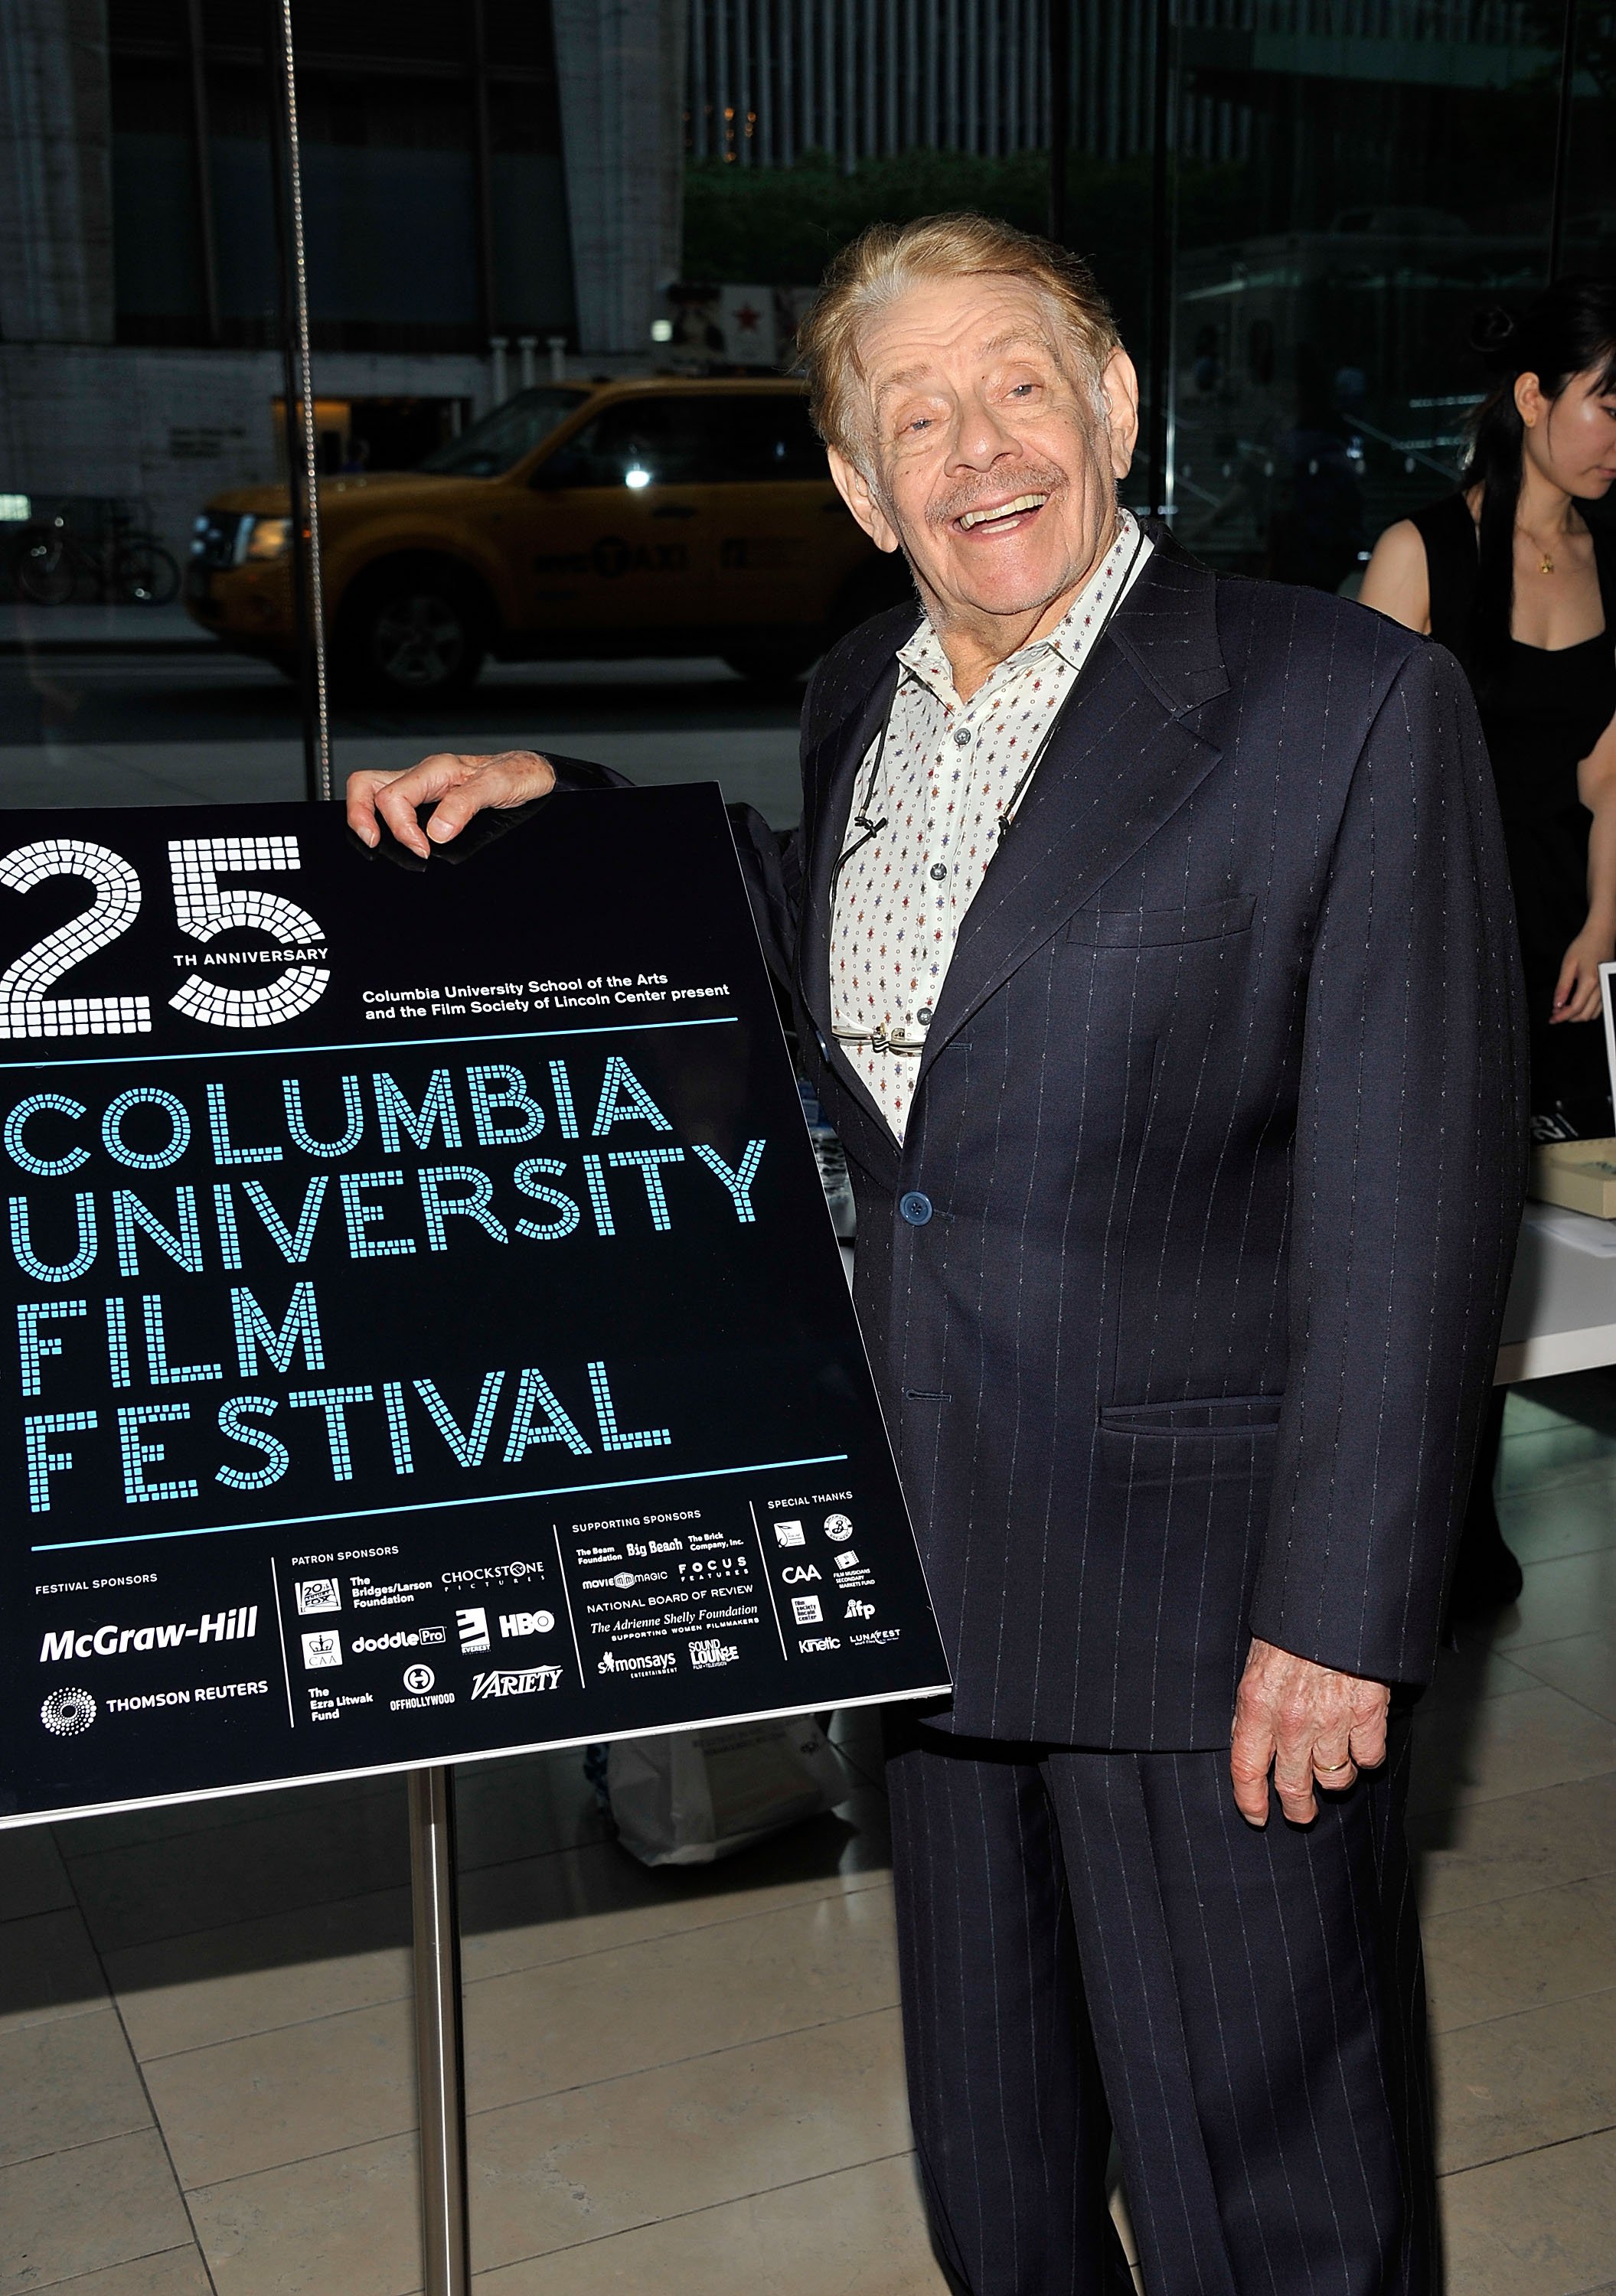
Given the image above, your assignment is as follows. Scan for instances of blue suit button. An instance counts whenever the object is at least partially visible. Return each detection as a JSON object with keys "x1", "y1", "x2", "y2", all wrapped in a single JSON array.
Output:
[{"x1": 899, "y1": 1191, "x2": 933, "y2": 1225}]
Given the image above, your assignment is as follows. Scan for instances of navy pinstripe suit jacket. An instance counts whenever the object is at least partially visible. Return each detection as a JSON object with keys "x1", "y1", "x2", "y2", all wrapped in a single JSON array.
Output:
[{"x1": 731, "y1": 536, "x2": 1529, "y2": 1751}]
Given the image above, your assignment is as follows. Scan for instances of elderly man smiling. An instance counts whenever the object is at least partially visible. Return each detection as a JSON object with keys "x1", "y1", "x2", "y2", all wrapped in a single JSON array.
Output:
[{"x1": 348, "y1": 215, "x2": 1525, "y2": 2294}]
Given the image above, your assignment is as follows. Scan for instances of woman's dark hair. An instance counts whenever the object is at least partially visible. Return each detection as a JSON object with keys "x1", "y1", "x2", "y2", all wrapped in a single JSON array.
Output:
[{"x1": 1461, "y1": 276, "x2": 1616, "y2": 680}]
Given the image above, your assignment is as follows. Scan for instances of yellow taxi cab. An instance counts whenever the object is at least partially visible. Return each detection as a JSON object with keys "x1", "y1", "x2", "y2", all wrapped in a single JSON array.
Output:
[{"x1": 184, "y1": 377, "x2": 909, "y2": 700}]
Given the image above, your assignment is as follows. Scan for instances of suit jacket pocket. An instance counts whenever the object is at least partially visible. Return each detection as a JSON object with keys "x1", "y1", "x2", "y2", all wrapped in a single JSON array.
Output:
[
  {"x1": 1064, "y1": 895, "x2": 1255, "y2": 949},
  {"x1": 1099, "y1": 1393, "x2": 1282, "y2": 1488}
]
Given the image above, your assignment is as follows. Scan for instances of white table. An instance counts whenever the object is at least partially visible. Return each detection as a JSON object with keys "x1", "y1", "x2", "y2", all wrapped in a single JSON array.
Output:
[{"x1": 1497, "y1": 1201, "x2": 1616, "y2": 1382}]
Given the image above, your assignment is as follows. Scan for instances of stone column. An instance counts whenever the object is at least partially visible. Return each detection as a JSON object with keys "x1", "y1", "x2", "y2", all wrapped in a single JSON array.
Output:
[
  {"x1": 551, "y1": 0, "x2": 686, "y2": 357},
  {"x1": 0, "y1": 0, "x2": 114, "y2": 344}
]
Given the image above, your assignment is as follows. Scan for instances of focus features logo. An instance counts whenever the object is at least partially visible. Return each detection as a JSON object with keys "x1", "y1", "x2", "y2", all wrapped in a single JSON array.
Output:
[
  {"x1": 472, "y1": 1667, "x2": 563, "y2": 1699},
  {"x1": 442, "y1": 1561, "x2": 543, "y2": 1589},
  {"x1": 39, "y1": 1608, "x2": 259, "y2": 1662},
  {"x1": 455, "y1": 1607, "x2": 491, "y2": 1654},
  {"x1": 403, "y1": 1664, "x2": 436, "y2": 1694},
  {"x1": 500, "y1": 1610, "x2": 554, "y2": 1639},
  {"x1": 40, "y1": 1686, "x2": 96, "y2": 1736}
]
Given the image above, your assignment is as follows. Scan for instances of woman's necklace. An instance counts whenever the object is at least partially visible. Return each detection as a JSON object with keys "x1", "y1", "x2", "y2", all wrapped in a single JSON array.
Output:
[{"x1": 1516, "y1": 521, "x2": 1572, "y2": 576}]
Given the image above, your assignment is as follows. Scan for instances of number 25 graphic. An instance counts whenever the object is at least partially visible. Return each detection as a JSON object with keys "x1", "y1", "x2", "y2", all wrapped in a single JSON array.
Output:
[{"x1": 0, "y1": 836, "x2": 328, "y2": 1039}]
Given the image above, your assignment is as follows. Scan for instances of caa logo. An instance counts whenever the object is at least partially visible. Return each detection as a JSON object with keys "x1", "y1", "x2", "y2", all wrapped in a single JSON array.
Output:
[
  {"x1": 781, "y1": 1564, "x2": 820, "y2": 1584},
  {"x1": 40, "y1": 1686, "x2": 96, "y2": 1737}
]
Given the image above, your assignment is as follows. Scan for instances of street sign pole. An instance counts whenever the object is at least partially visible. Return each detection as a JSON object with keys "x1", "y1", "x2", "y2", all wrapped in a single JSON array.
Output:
[{"x1": 408, "y1": 1766, "x2": 471, "y2": 2296}]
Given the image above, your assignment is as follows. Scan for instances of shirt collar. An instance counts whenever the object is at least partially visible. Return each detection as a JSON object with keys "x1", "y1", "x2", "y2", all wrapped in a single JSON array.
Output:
[{"x1": 896, "y1": 506, "x2": 1145, "y2": 707}]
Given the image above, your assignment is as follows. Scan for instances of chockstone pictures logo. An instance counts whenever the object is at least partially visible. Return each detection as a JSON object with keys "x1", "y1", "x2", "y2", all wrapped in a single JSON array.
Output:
[
  {"x1": 40, "y1": 1686, "x2": 97, "y2": 1737},
  {"x1": 442, "y1": 1561, "x2": 545, "y2": 1589}
]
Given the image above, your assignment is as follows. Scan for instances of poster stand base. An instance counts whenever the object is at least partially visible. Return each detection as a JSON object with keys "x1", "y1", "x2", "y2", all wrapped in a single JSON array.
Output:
[{"x1": 410, "y1": 1766, "x2": 470, "y2": 2295}]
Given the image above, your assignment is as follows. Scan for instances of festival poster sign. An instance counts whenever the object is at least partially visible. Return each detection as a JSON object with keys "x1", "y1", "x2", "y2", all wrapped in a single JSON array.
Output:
[{"x1": 0, "y1": 788, "x2": 947, "y2": 1825}]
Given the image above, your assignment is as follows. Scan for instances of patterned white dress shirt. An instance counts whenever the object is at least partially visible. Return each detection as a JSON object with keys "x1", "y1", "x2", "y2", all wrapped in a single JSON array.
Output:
[{"x1": 830, "y1": 508, "x2": 1151, "y2": 1139}]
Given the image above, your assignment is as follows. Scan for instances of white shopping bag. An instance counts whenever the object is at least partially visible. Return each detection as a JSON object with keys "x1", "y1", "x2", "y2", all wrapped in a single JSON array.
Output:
[{"x1": 606, "y1": 1715, "x2": 847, "y2": 1865}]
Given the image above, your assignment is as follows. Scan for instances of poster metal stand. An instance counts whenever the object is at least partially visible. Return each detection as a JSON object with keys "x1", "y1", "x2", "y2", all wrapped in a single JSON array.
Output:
[{"x1": 409, "y1": 1766, "x2": 472, "y2": 2296}]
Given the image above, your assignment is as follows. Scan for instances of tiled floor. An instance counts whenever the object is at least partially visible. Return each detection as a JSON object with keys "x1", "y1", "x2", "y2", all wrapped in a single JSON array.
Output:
[{"x1": 5, "y1": 1373, "x2": 1615, "y2": 2295}]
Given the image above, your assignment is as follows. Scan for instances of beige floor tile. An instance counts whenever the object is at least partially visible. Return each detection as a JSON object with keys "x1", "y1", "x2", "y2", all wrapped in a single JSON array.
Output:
[
  {"x1": 106, "y1": 1886, "x2": 411, "y2": 2060},
  {"x1": 188, "y1": 2129, "x2": 420, "y2": 2296},
  {"x1": 60, "y1": 1780, "x2": 412, "y2": 1955},
  {"x1": 1500, "y1": 1476, "x2": 1616, "y2": 1562},
  {"x1": 1412, "y1": 1771, "x2": 1616, "y2": 1916},
  {"x1": 1490, "y1": 1548, "x2": 1616, "y2": 1652},
  {"x1": 31, "y1": 2249, "x2": 214, "y2": 2295},
  {"x1": 463, "y1": 1880, "x2": 899, "y2": 2113},
  {"x1": 0, "y1": 1908, "x2": 109, "y2": 2034},
  {"x1": 0, "y1": 2129, "x2": 194, "y2": 2294},
  {"x1": 142, "y1": 1994, "x2": 416, "y2": 2188},
  {"x1": 467, "y1": 2007, "x2": 911, "y2": 2270},
  {"x1": 1510, "y1": 1632, "x2": 1616, "y2": 1724},
  {"x1": 1425, "y1": 1874, "x2": 1616, "y2": 2031},
  {"x1": 440, "y1": 1748, "x2": 612, "y2": 1876},
  {"x1": 1409, "y1": 1684, "x2": 1616, "y2": 1815},
  {"x1": 0, "y1": 1823, "x2": 74, "y2": 1921},
  {"x1": 1441, "y1": 2125, "x2": 1616, "y2": 2296},
  {"x1": 57, "y1": 1771, "x2": 394, "y2": 1859},
  {"x1": 0, "y1": 2007, "x2": 152, "y2": 2168},
  {"x1": 459, "y1": 1794, "x2": 891, "y2": 1988},
  {"x1": 1418, "y1": 1640, "x2": 1540, "y2": 1710},
  {"x1": 470, "y1": 2150, "x2": 947, "y2": 2295},
  {"x1": 1435, "y1": 1987, "x2": 1616, "y2": 2173}
]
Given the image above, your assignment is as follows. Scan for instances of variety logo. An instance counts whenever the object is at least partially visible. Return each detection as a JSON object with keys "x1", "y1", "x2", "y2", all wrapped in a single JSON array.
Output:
[
  {"x1": 781, "y1": 1564, "x2": 820, "y2": 1584},
  {"x1": 351, "y1": 1627, "x2": 446, "y2": 1653},
  {"x1": 500, "y1": 1610, "x2": 555, "y2": 1639},
  {"x1": 472, "y1": 1667, "x2": 563, "y2": 1698},
  {"x1": 824, "y1": 1514, "x2": 854, "y2": 1541},
  {"x1": 790, "y1": 1594, "x2": 823, "y2": 1626},
  {"x1": 295, "y1": 1578, "x2": 341, "y2": 1615},
  {"x1": 772, "y1": 1520, "x2": 806, "y2": 1547},
  {"x1": 844, "y1": 1598, "x2": 875, "y2": 1620},
  {"x1": 597, "y1": 1647, "x2": 676, "y2": 1676},
  {"x1": 403, "y1": 1664, "x2": 436, "y2": 1694},
  {"x1": 40, "y1": 1686, "x2": 96, "y2": 1736},
  {"x1": 456, "y1": 1606, "x2": 490, "y2": 1654},
  {"x1": 800, "y1": 1635, "x2": 841, "y2": 1653},
  {"x1": 39, "y1": 1609, "x2": 258, "y2": 1663},
  {"x1": 689, "y1": 1638, "x2": 739, "y2": 1669},
  {"x1": 302, "y1": 1630, "x2": 341, "y2": 1669}
]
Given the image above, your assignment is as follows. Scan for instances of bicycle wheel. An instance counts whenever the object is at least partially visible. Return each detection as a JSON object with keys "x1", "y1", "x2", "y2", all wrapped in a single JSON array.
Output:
[
  {"x1": 14, "y1": 534, "x2": 77, "y2": 606},
  {"x1": 114, "y1": 540, "x2": 180, "y2": 606}
]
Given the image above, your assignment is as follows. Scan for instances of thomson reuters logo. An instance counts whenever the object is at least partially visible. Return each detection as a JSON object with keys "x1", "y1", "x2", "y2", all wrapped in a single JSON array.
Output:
[{"x1": 41, "y1": 1687, "x2": 96, "y2": 1737}]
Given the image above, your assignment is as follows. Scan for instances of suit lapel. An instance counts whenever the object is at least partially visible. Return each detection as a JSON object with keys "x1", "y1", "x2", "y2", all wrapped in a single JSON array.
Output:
[{"x1": 912, "y1": 543, "x2": 1230, "y2": 1085}]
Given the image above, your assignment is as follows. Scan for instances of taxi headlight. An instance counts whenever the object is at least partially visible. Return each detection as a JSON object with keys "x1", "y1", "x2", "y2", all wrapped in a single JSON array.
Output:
[{"x1": 242, "y1": 516, "x2": 292, "y2": 562}]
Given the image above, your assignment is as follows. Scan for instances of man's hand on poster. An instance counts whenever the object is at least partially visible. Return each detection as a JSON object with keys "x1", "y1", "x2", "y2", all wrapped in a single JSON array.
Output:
[
  {"x1": 346, "y1": 752, "x2": 553, "y2": 859},
  {"x1": 1549, "y1": 922, "x2": 1613, "y2": 1025},
  {"x1": 1229, "y1": 1637, "x2": 1390, "y2": 1826}
]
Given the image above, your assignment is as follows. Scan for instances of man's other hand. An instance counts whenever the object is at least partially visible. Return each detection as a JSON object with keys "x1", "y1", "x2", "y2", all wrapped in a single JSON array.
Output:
[
  {"x1": 1229, "y1": 1637, "x2": 1390, "y2": 1826},
  {"x1": 345, "y1": 751, "x2": 556, "y2": 859}
]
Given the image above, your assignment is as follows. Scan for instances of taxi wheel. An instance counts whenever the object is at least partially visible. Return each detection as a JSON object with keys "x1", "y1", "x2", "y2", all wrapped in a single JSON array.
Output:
[{"x1": 340, "y1": 565, "x2": 488, "y2": 703}]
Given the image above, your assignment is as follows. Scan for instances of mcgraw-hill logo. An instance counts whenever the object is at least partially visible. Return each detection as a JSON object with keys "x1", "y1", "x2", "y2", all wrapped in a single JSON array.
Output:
[
  {"x1": 40, "y1": 1609, "x2": 257, "y2": 1663},
  {"x1": 471, "y1": 1667, "x2": 563, "y2": 1699}
]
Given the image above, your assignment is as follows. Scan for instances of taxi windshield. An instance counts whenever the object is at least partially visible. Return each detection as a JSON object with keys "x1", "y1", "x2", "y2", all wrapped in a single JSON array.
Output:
[{"x1": 419, "y1": 387, "x2": 590, "y2": 478}]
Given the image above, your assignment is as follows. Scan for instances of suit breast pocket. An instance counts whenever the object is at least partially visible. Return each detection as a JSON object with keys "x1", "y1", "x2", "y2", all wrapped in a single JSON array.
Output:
[{"x1": 1063, "y1": 894, "x2": 1256, "y2": 950}]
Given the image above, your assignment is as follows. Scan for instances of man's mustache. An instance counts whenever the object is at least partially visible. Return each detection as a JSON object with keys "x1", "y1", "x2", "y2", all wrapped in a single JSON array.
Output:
[{"x1": 927, "y1": 468, "x2": 1069, "y2": 526}]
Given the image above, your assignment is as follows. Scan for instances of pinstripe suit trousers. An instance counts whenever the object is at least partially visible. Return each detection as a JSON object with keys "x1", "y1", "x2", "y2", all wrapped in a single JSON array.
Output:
[{"x1": 886, "y1": 1715, "x2": 1435, "y2": 2296}]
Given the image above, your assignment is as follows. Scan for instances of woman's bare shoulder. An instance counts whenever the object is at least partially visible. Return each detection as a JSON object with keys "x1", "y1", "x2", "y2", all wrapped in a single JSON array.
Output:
[{"x1": 1359, "y1": 519, "x2": 1431, "y2": 631}]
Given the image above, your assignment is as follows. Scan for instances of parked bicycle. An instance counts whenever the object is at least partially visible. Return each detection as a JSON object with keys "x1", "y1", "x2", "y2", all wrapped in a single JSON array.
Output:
[{"x1": 11, "y1": 510, "x2": 180, "y2": 606}]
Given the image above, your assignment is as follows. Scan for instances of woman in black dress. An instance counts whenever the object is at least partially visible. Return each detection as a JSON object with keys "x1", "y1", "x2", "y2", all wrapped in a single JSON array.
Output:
[{"x1": 1362, "y1": 278, "x2": 1616, "y2": 1607}]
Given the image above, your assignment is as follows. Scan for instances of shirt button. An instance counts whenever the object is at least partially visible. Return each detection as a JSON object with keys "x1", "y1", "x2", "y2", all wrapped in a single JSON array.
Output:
[
  {"x1": 899, "y1": 1191, "x2": 933, "y2": 1225},
  {"x1": 916, "y1": 1006, "x2": 933, "y2": 1025},
  {"x1": 953, "y1": 727, "x2": 971, "y2": 747},
  {"x1": 929, "y1": 863, "x2": 948, "y2": 882}
]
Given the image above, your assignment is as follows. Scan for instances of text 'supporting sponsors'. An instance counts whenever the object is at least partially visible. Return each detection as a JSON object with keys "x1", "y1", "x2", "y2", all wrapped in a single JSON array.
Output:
[{"x1": 0, "y1": 791, "x2": 947, "y2": 1825}]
